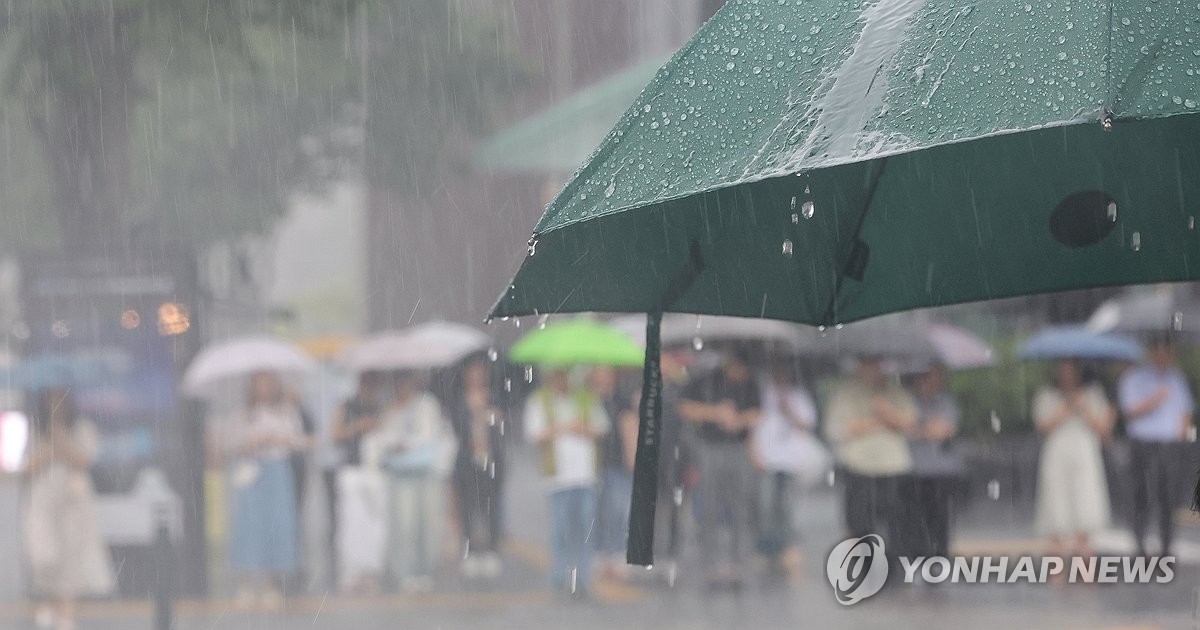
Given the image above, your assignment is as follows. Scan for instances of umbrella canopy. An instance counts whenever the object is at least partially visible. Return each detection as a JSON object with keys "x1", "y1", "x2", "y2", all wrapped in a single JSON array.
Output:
[
  {"x1": 610, "y1": 313, "x2": 818, "y2": 352},
  {"x1": 342, "y1": 322, "x2": 491, "y2": 372},
  {"x1": 491, "y1": 0, "x2": 1200, "y2": 567},
  {"x1": 509, "y1": 319, "x2": 643, "y2": 368},
  {"x1": 183, "y1": 336, "x2": 316, "y2": 398},
  {"x1": 1087, "y1": 286, "x2": 1200, "y2": 338},
  {"x1": 491, "y1": 0, "x2": 1200, "y2": 326},
  {"x1": 1018, "y1": 326, "x2": 1144, "y2": 361}
]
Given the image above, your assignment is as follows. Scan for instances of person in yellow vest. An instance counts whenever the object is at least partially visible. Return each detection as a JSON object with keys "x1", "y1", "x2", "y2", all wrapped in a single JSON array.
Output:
[{"x1": 523, "y1": 368, "x2": 610, "y2": 597}]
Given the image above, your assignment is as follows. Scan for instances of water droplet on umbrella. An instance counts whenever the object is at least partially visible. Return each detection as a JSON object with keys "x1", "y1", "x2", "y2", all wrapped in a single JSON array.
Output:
[
  {"x1": 802, "y1": 200, "x2": 815, "y2": 219},
  {"x1": 527, "y1": 234, "x2": 539, "y2": 256},
  {"x1": 692, "y1": 336, "x2": 704, "y2": 351},
  {"x1": 1131, "y1": 231, "x2": 1142, "y2": 251},
  {"x1": 987, "y1": 479, "x2": 1001, "y2": 500},
  {"x1": 782, "y1": 239, "x2": 794, "y2": 257},
  {"x1": 791, "y1": 213, "x2": 800, "y2": 224}
]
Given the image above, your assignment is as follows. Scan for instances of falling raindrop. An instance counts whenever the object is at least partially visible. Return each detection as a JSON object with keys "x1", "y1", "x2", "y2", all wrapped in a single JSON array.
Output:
[
  {"x1": 487, "y1": 347, "x2": 499, "y2": 362},
  {"x1": 802, "y1": 200, "x2": 815, "y2": 219},
  {"x1": 1190, "y1": 216, "x2": 1196, "y2": 230},
  {"x1": 782, "y1": 239, "x2": 794, "y2": 257},
  {"x1": 488, "y1": 411, "x2": 497, "y2": 427},
  {"x1": 826, "y1": 469, "x2": 836, "y2": 486},
  {"x1": 987, "y1": 479, "x2": 1001, "y2": 500},
  {"x1": 504, "y1": 378, "x2": 512, "y2": 392},
  {"x1": 1189, "y1": 425, "x2": 1198, "y2": 443},
  {"x1": 692, "y1": 336, "x2": 704, "y2": 351},
  {"x1": 1106, "y1": 201, "x2": 1118, "y2": 222},
  {"x1": 538, "y1": 314, "x2": 549, "y2": 329},
  {"x1": 524, "y1": 365, "x2": 534, "y2": 383},
  {"x1": 990, "y1": 410, "x2": 1002, "y2": 433},
  {"x1": 674, "y1": 486, "x2": 684, "y2": 506},
  {"x1": 1175, "y1": 312, "x2": 1185, "y2": 331},
  {"x1": 835, "y1": 323, "x2": 844, "y2": 330},
  {"x1": 1131, "y1": 231, "x2": 1142, "y2": 251}
]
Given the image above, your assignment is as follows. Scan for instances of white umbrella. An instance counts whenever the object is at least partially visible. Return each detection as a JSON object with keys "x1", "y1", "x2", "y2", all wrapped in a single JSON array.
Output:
[
  {"x1": 819, "y1": 316, "x2": 996, "y2": 370},
  {"x1": 183, "y1": 336, "x2": 317, "y2": 398},
  {"x1": 342, "y1": 322, "x2": 490, "y2": 372},
  {"x1": 610, "y1": 313, "x2": 818, "y2": 352}
]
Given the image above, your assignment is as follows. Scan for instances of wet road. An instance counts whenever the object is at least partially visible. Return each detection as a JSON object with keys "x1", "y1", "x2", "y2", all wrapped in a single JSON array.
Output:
[{"x1": 5, "y1": 446, "x2": 1199, "y2": 629}]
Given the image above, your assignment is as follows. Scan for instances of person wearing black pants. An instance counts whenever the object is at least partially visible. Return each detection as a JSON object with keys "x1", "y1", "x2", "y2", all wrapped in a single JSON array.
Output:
[
  {"x1": 907, "y1": 364, "x2": 964, "y2": 558},
  {"x1": 825, "y1": 357, "x2": 919, "y2": 572},
  {"x1": 1118, "y1": 336, "x2": 1194, "y2": 557},
  {"x1": 442, "y1": 354, "x2": 506, "y2": 578}
]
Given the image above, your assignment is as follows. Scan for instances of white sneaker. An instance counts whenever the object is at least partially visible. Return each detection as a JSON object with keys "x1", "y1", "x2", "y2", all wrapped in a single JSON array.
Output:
[
  {"x1": 34, "y1": 605, "x2": 54, "y2": 629},
  {"x1": 481, "y1": 553, "x2": 502, "y2": 578},
  {"x1": 462, "y1": 555, "x2": 481, "y2": 579}
]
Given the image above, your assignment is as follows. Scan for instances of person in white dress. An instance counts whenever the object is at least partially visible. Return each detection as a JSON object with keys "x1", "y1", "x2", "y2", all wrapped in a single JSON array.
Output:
[
  {"x1": 24, "y1": 388, "x2": 114, "y2": 630},
  {"x1": 1033, "y1": 359, "x2": 1115, "y2": 559}
]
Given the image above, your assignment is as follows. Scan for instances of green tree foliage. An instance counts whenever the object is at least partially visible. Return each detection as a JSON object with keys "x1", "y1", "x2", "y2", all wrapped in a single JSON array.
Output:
[{"x1": 0, "y1": 1, "x2": 360, "y2": 251}]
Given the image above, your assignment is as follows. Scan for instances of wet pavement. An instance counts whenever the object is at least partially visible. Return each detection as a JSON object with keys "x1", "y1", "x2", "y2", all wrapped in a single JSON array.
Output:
[{"x1": 5, "y1": 446, "x2": 1200, "y2": 629}]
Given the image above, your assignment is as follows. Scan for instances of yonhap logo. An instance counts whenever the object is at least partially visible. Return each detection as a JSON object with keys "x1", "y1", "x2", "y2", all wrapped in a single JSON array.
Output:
[{"x1": 826, "y1": 535, "x2": 889, "y2": 605}]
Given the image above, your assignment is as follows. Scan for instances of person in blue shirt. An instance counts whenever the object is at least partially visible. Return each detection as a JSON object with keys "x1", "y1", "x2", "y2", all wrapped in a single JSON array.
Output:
[{"x1": 1118, "y1": 335, "x2": 1195, "y2": 557}]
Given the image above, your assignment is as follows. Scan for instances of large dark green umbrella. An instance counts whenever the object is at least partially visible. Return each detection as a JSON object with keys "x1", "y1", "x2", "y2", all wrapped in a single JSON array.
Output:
[{"x1": 490, "y1": 0, "x2": 1200, "y2": 564}]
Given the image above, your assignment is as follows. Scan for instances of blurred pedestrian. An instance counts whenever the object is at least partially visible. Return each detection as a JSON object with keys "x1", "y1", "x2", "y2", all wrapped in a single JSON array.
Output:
[
  {"x1": 524, "y1": 368, "x2": 609, "y2": 597},
  {"x1": 443, "y1": 354, "x2": 506, "y2": 579},
  {"x1": 907, "y1": 363, "x2": 964, "y2": 558},
  {"x1": 329, "y1": 371, "x2": 386, "y2": 593},
  {"x1": 678, "y1": 346, "x2": 762, "y2": 590},
  {"x1": 225, "y1": 372, "x2": 309, "y2": 610},
  {"x1": 591, "y1": 366, "x2": 639, "y2": 582},
  {"x1": 24, "y1": 387, "x2": 114, "y2": 630},
  {"x1": 367, "y1": 371, "x2": 456, "y2": 593},
  {"x1": 1118, "y1": 336, "x2": 1194, "y2": 557},
  {"x1": 751, "y1": 357, "x2": 820, "y2": 577},
  {"x1": 825, "y1": 357, "x2": 917, "y2": 564},
  {"x1": 1034, "y1": 359, "x2": 1114, "y2": 560}
]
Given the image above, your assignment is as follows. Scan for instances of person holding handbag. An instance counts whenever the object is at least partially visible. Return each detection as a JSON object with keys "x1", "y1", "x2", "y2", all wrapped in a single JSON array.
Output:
[{"x1": 366, "y1": 371, "x2": 456, "y2": 592}]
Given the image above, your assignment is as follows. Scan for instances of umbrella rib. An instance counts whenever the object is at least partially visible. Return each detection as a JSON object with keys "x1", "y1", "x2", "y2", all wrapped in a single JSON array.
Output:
[{"x1": 820, "y1": 157, "x2": 889, "y2": 326}]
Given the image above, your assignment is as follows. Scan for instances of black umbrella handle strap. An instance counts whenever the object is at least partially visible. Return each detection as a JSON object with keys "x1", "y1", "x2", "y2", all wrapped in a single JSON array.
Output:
[{"x1": 627, "y1": 310, "x2": 663, "y2": 566}]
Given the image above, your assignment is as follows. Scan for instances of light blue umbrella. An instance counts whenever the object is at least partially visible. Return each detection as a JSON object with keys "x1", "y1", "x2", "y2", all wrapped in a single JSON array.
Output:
[{"x1": 1018, "y1": 326, "x2": 1143, "y2": 362}]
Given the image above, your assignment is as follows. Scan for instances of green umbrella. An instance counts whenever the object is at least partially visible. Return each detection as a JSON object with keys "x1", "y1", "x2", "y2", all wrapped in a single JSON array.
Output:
[
  {"x1": 490, "y1": 0, "x2": 1200, "y2": 565},
  {"x1": 492, "y1": 0, "x2": 1200, "y2": 326},
  {"x1": 509, "y1": 319, "x2": 644, "y2": 367}
]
